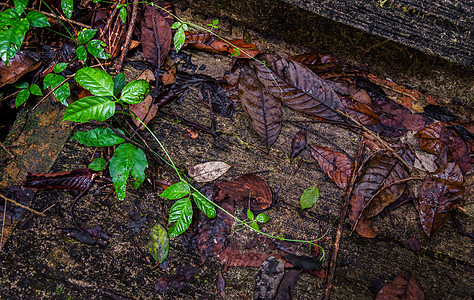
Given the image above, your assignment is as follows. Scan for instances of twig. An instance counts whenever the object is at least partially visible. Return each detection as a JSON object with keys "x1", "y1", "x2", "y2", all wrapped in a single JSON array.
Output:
[
  {"x1": 30, "y1": 8, "x2": 92, "y2": 29},
  {"x1": 99, "y1": 4, "x2": 119, "y2": 39},
  {"x1": 0, "y1": 194, "x2": 46, "y2": 217},
  {"x1": 1, "y1": 199, "x2": 7, "y2": 250},
  {"x1": 0, "y1": 141, "x2": 14, "y2": 159},
  {"x1": 115, "y1": 0, "x2": 138, "y2": 72},
  {"x1": 32, "y1": 74, "x2": 75, "y2": 110},
  {"x1": 323, "y1": 139, "x2": 365, "y2": 300}
]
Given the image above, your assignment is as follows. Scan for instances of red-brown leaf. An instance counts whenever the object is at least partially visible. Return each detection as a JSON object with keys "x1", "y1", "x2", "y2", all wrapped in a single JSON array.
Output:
[
  {"x1": 252, "y1": 53, "x2": 345, "y2": 123},
  {"x1": 0, "y1": 51, "x2": 41, "y2": 88},
  {"x1": 418, "y1": 163, "x2": 465, "y2": 238},
  {"x1": 310, "y1": 145, "x2": 353, "y2": 190},
  {"x1": 341, "y1": 96, "x2": 379, "y2": 126},
  {"x1": 416, "y1": 122, "x2": 449, "y2": 155},
  {"x1": 23, "y1": 168, "x2": 92, "y2": 191},
  {"x1": 375, "y1": 273, "x2": 424, "y2": 300},
  {"x1": 141, "y1": 6, "x2": 172, "y2": 67},
  {"x1": 290, "y1": 129, "x2": 307, "y2": 162},
  {"x1": 213, "y1": 174, "x2": 273, "y2": 210},
  {"x1": 239, "y1": 62, "x2": 282, "y2": 148}
]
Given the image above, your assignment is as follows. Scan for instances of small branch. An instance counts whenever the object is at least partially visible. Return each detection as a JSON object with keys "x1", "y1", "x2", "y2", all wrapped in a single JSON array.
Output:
[
  {"x1": 99, "y1": 5, "x2": 119, "y2": 39},
  {"x1": 31, "y1": 8, "x2": 92, "y2": 29},
  {"x1": 324, "y1": 139, "x2": 365, "y2": 300},
  {"x1": 115, "y1": 0, "x2": 139, "y2": 72},
  {"x1": 0, "y1": 141, "x2": 14, "y2": 159},
  {"x1": 0, "y1": 194, "x2": 46, "y2": 217},
  {"x1": 1, "y1": 199, "x2": 7, "y2": 250}
]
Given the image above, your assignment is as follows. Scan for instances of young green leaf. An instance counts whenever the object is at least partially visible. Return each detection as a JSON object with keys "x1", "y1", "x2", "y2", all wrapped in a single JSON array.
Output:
[
  {"x1": 63, "y1": 96, "x2": 115, "y2": 122},
  {"x1": 15, "y1": 88, "x2": 30, "y2": 107},
  {"x1": 76, "y1": 45, "x2": 87, "y2": 62},
  {"x1": 251, "y1": 222, "x2": 259, "y2": 231},
  {"x1": 51, "y1": 75, "x2": 70, "y2": 106},
  {"x1": 160, "y1": 181, "x2": 190, "y2": 200},
  {"x1": 14, "y1": 81, "x2": 28, "y2": 89},
  {"x1": 29, "y1": 83, "x2": 42, "y2": 96},
  {"x1": 86, "y1": 39, "x2": 111, "y2": 60},
  {"x1": 300, "y1": 186, "x2": 319, "y2": 209},
  {"x1": 170, "y1": 21, "x2": 181, "y2": 29},
  {"x1": 72, "y1": 127, "x2": 125, "y2": 147},
  {"x1": 168, "y1": 197, "x2": 193, "y2": 237},
  {"x1": 148, "y1": 223, "x2": 169, "y2": 263},
  {"x1": 192, "y1": 192, "x2": 216, "y2": 218},
  {"x1": 255, "y1": 213, "x2": 270, "y2": 223},
  {"x1": 14, "y1": 0, "x2": 28, "y2": 15},
  {"x1": 173, "y1": 26, "x2": 185, "y2": 52},
  {"x1": 247, "y1": 209, "x2": 255, "y2": 221},
  {"x1": 43, "y1": 73, "x2": 54, "y2": 89},
  {"x1": 61, "y1": 0, "x2": 73, "y2": 19},
  {"x1": 88, "y1": 157, "x2": 107, "y2": 171},
  {"x1": 113, "y1": 73, "x2": 126, "y2": 96},
  {"x1": 26, "y1": 11, "x2": 50, "y2": 27},
  {"x1": 109, "y1": 143, "x2": 148, "y2": 200},
  {"x1": 77, "y1": 29, "x2": 97, "y2": 44},
  {"x1": 75, "y1": 67, "x2": 114, "y2": 97},
  {"x1": 119, "y1": 6, "x2": 127, "y2": 23},
  {"x1": 120, "y1": 79, "x2": 150, "y2": 104},
  {"x1": 0, "y1": 18, "x2": 29, "y2": 64},
  {"x1": 53, "y1": 62, "x2": 68, "y2": 73}
]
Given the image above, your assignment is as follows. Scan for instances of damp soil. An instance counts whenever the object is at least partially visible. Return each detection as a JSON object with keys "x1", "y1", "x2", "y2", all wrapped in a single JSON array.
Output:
[{"x1": 1, "y1": 7, "x2": 474, "y2": 300}]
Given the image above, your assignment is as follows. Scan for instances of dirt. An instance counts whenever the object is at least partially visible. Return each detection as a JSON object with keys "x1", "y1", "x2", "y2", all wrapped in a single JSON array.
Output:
[{"x1": 1, "y1": 6, "x2": 473, "y2": 300}]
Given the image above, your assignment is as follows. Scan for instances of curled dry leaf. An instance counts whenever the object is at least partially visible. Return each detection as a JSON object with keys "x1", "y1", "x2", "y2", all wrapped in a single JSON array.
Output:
[
  {"x1": 188, "y1": 161, "x2": 231, "y2": 183},
  {"x1": 290, "y1": 129, "x2": 307, "y2": 161},
  {"x1": 310, "y1": 145, "x2": 353, "y2": 190},
  {"x1": 375, "y1": 273, "x2": 424, "y2": 300},
  {"x1": 22, "y1": 168, "x2": 92, "y2": 191},
  {"x1": 252, "y1": 53, "x2": 345, "y2": 123},
  {"x1": 239, "y1": 62, "x2": 282, "y2": 148},
  {"x1": 213, "y1": 174, "x2": 273, "y2": 210},
  {"x1": 418, "y1": 163, "x2": 465, "y2": 238}
]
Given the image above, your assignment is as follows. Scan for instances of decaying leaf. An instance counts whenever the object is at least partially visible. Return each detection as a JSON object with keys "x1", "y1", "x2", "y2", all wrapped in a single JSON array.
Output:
[
  {"x1": 213, "y1": 174, "x2": 273, "y2": 210},
  {"x1": 201, "y1": 81, "x2": 234, "y2": 118},
  {"x1": 252, "y1": 53, "x2": 345, "y2": 122},
  {"x1": 130, "y1": 69, "x2": 158, "y2": 129},
  {"x1": 416, "y1": 122, "x2": 448, "y2": 155},
  {"x1": 375, "y1": 273, "x2": 424, "y2": 300},
  {"x1": 290, "y1": 129, "x2": 307, "y2": 162},
  {"x1": 0, "y1": 51, "x2": 42, "y2": 88},
  {"x1": 310, "y1": 145, "x2": 353, "y2": 190},
  {"x1": 341, "y1": 96, "x2": 379, "y2": 126},
  {"x1": 275, "y1": 270, "x2": 302, "y2": 300},
  {"x1": 418, "y1": 163, "x2": 465, "y2": 238},
  {"x1": 254, "y1": 257, "x2": 285, "y2": 300},
  {"x1": 188, "y1": 161, "x2": 231, "y2": 183},
  {"x1": 22, "y1": 168, "x2": 93, "y2": 191},
  {"x1": 140, "y1": 6, "x2": 172, "y2": 67},
  {"x1": 239, "y1": 62, "x2": 282, "y2": 148}
]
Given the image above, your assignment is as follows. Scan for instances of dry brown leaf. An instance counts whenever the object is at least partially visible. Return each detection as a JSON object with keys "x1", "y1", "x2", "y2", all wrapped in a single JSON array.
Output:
[{"x1": 188, "y1": 161, "x2": 232, "y2": 183}]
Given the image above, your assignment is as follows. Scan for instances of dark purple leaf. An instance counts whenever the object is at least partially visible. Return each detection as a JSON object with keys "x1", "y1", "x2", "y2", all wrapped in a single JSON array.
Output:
[
  {"x1": 23, "y1": 168, "x2": 93, "y2": 191},
  {"x1": 282, "y1": 254, "x2": 322, "y2": 271},
  {"x1": 423, "y1": 104, "x2": 456, "y2": 122},
  {"x1": 275, "y1": 270, "x2": 302, "y2": 300},
  {"x1": 290, "y1": 129, "x2": 307, "y2": 162}
]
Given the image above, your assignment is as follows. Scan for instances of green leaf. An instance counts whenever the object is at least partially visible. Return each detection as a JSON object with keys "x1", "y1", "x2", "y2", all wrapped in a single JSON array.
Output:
[
  {"x1": 72, "y1": 127, "x2": 125, "y2": 147},
  {"x1": 148, "y1": 223, "x2": 169, "y2": 263},
  {"x1": 255, "y1": 213, "x2": 270, "y2": 223},
  {"x1": 53, "y1": 62, "x2": 68, "y2": 73},
  {"x1": 77, "y1": 29, "x2": 97, "y2": 44},
  {"x1": 251, "y1": 222, "x2": 259, "y2": 231},
  {"x1": 159, "y1": 181, "x2": 190, "y2": 200},
  {"x1": 14, "y1": 0, "x2": 28, "y2": 15},
  {"x1": 26, "y1": 11, "x2": 50, "y2": 27},
  {"x1": 168, "y1": 197, "x2": 193, "y2": 237},
  {"x1": 51, "y1": 75, "x2": 70, "y2": 106},
  {"x1": 300, "y1": 186, "x2": 319, "y2": 209},
  {"x1": 173, "y1": 26, "x2": 185, "y2": 52},
  {"x1": 61, "y1": 0, "x2": 73, "y2": 19},
  {"x1": 29, "y1": 83, "x2": 42, "y2": 96},
  {"x1": 0, "y1": 9, "x2": 20, "y2": 28},
  {"x1": 14, "y1": 81, "x2": 28, "y2": 89},
  {"x1": 109, "y1": 143, "x2": 148, "y2": 200},
  {"x1": 43, "y1": 73, "x2": 54, "y2": 89},
  {"x1": 0, "y1": 18, "x2": 29, "y2": 64},
  {"x1": 192, "y1": 192, "x2": 216, "y2": 218},
  {"x1": 113, "y1": 73, "x2": 125, "y2": 96},
  {"x1": 88, "y1": 157, "x2": 107, "y2": 171},
  {"x1": 15, "y1": 88, "x2": 29, "y2": 107},
  {"x1": 119, "y1": 6, "x2": 127, "y2": 23},
  {"x1": 247, "y1": 209, "x2": 254, "y2": 220},
  {"x1": 86, "y1": 39, "x2": 111, "y2": 60},
  {"x1": 230, "y1": 48, "x2": 240, "y2": 58},
  {"x1": 63, "y1": 96, "x2": 115, "y2": 122},
  {"x1": 76, "y1": 45, "x2": 87, "y2": 61},
  {"x1": 75, "y1": 67, "x2": 114, "y2": 97},
  {"x1": 120, "y1": 79, "x2": 149, "y2": 104},
  {"x1": 170, "y1": 22, "x2": 181, "y2": 29}
]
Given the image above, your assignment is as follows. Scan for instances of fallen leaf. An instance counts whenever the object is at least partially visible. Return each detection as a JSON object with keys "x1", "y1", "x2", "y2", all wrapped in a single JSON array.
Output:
[
  {"x1": 130, "y1": 95, "x2": 158, "y2": 129},
  {"x1": 254, "y1": 257, "x2": 285, "y2": 300},
  {"x1": 140, "y1": 6, "x2": 172, "y2": 67},
  {"x1": 0, "y1": 51, "x2": 42, "y2": 88},
  {"x1": 275, "y1": 270, "x2": 302, "y2": 300},
  {"x1": 217, "y1": 273, "x2": 225, "y2": 299},
  {"x1": 282, "y1": 254, "x2": 322, "y2": 271},
  {"x1": 418, "y1": 163, "x2": 465, "y2": 238},
  {"x1": 239, "y1": 62, "x2": 282, "y2": 148},
  {"x1": 214, "y1": 174, "x2": 273, "y2": 210},
  {"x1": 22, "y1": 168, "x2": 93, "y2": 191},
  {"x1": 402, "y1": 237, "x2": 421, "y2": 252},
  {"x1": 201, "y1": 81, "x2": 234, "y2": 118},
  {"x1": 290, "y1": 129, "x2": 307, "y2": 162},
  {"x1": 310, "y1": 145, "x2": 353, "y2": 190},
  {"x1": 355, "y1": 217, "x2": 380, "y2": 238},
  {"x1": 341, "y1": 96, "x2": 379, "y2": 126},
  {"x1": 422, "y1": 104, "x2": 456, "y2": 122},
  {"x1": 416, "y1": 122, "x2": 449, "y2": 155},
  {"x1": 375, "y1": 273, "x2": 424, "y2": 300},
  {"x1": 188, "y1": 161, "x2": 231, "y2": 183}
]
